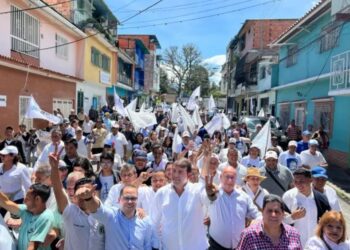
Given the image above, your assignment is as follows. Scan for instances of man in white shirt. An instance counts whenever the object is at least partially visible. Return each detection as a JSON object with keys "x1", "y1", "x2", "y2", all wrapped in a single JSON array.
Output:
[
  {"x1": 75, "y1": 127, "x2": 88, "y2": 158},
  {"x1": 311, "y1": 166, "x2": 341, "y2": 211},
  {"x1": 278, "y1": 140, "x2": 302, "y2": 172},
  {"x1": 138, "y1": 171, "x2": 167, "y2": 215},
  {"x1": 104, "y1": 165, "x2": 138, "y2": 208},
  {"x1": 35, "y1": 129, "x2": 65, "y2": 170},
  {"x1": 282, "y1": 168, "x2": 331, "y2": 247},
  {"x1": 151, "y1": 158, "x2": 208, "y2": 250},
  {"x1": 174, "y1": 131, "x2": 191, "y2": 160},
  {"x1": 218, "y1": 148, "x2": 246, "y2": 186},
  {"x1": 49, "y1": 149, "x2": 104, "y2": 250},
  {"x1": 205, "y1": 165, "x2": 261, "y2": 249},
  {"x1": 232, "y1": 130, "x2": 247, "y2": 156},
  {"x1": 218, "y1": 137, "x2": 242, "y2": 162},
  {"x1": 146, "y1": 144, "x2": 168, "y2": 171},
  {"x1": 82, "y1": 115, "x2": 94, "y2": 136},
  {"x1": 106, "y1": 123, "x2": 128, "y2": 161},
  {"x1": 300, "y1": 139, "x2": 327, "y2": 168}
]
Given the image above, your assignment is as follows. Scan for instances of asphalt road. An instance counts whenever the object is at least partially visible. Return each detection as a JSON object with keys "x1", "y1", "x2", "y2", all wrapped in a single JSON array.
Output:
[{"x1": 339, "y1": 198, "x2": 350, "y2": 238}]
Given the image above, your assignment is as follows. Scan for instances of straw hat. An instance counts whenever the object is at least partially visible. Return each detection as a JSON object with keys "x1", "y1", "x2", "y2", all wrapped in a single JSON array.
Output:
[{"x1": 244, "y1": 167, "x2": 266, "y2": 181}]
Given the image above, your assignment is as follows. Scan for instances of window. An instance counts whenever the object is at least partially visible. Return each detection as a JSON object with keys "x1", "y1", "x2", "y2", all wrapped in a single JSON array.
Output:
[
  {"x1": 259, "y1": 65, "x2": 266, "y2": 80},
  {"x1": 320, "y1": 23, "x2": 340, "y2": 53},
  {"x1": 53, "y1": 99, "x2": 73, "y2": 118},
  {"x1": 101, "y1": 54, "x2": 110, "y2": 72},
  {"x1": 55, "y1": 34, "x2": 68, "y2": 59},
  {"x1": 314, "y1": 100, "x2": 334, "y2": 136},
  {"x1": 91, "y1": 47, "x2": 100, "y2": 66},
  {"x1": 10, "y1": 5, "x2": 40, "y2": 58},
  {"x1": 19, "y1": 96, "x2": 33, "y2": 129},
  {"x1": 286, "y1": 45, "x2": 298, "y2": 67}
]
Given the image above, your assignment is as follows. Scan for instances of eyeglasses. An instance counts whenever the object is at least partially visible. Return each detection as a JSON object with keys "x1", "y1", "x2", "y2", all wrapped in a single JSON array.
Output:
[
  {"x1": 122, "y1": 196, "x2": 137, "y2": 201},
  {"x1": 59, "y1": 168, "x2": 68, "y2": 172},
  {"x1": 100, "y1": 162, "x2": 113, "y2": 167}
]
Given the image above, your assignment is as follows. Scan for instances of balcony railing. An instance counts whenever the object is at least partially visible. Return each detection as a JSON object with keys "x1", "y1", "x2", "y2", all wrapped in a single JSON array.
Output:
[{"x1": 118, "y1": 74, "x2": 133, "y2": 87}]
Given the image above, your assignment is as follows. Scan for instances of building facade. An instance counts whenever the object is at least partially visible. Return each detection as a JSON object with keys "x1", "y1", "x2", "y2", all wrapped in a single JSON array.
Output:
[
  {"x1": 0, "y1": 0, "x2": 85, "y2": 131},
  {"x1": 273, "y1": 0, "x2": 350, "y2": 167}
]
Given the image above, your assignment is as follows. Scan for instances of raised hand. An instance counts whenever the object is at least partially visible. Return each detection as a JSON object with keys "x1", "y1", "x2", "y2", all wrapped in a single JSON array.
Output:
[
  {"x1": 75, "y1": 184, "x2": 97, "y2": 201},
  {"x1": 205, "y1": 175, "x2": 218, "y2": 201},
  {"x1": 49, "y1": 144, "x2": 64, "y2": 169}
]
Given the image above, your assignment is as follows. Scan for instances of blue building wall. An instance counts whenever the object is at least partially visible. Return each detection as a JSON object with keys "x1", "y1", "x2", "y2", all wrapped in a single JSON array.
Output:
[{"x1": 275, "y1": 9, "x2": 350, "y2": 166}]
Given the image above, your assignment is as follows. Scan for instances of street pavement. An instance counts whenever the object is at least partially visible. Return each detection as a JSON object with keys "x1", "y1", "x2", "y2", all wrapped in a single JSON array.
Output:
[{"x1": 339, "y1": 198, "x2": 350, "y2": 238}]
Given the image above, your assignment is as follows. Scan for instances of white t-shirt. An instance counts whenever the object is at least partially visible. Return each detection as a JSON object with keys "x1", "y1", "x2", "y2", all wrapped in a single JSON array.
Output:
[
  {"x1": 76, "y1": 137, "x2": 88, "y2": 158},
  {"x1": 0, "y1": 163, "x2": 31, "y2": 201},
  {"x1": 62, "y1": 203, "x2": 104, "y2": 250},
  {"x1": 83, "y1": 120, "x2": 95, "y2": 134},
  {"x1": 104, "y1": 183, "x2": 124, "y2": 208},
  {"x1": 278, "y1": 151, "x2": 302, "y2": 172},
  {"x1": 99, "y1": 175, "x2": 115, "y2": 203},
  {"x1": 300, "y1": 150, "x2": 327, "y2": 168},
  {"x1": 240, "y1": 156, "x2": 263, "y2": 168},
  {"x1": 106, "y1": 132, "x2": 128, "y2": 158}
]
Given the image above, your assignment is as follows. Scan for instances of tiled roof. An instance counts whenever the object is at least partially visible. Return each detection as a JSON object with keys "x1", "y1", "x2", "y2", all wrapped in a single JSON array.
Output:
[
  {"x1": 274, "y1": 0, "x2": 331, "y2": 43},
  {"x1": 0, "y1": 54, "x2": 83, "y2": 81}
]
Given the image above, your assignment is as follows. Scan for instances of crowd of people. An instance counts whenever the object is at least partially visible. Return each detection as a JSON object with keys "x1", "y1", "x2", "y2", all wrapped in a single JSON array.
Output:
[{"x1": 0, "y1": 105, "x2": 347, "y2": 250}]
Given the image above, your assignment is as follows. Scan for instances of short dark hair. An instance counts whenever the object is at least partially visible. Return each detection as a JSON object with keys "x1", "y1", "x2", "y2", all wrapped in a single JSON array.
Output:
[
  {"x1": 5, "y1": 126, "x2": 13, "y2": 131},
  {"x1": 262, "y1": 194, "x2": 285, "y2": 212},
  {"x1": 293, "y1": 168, "x2": 312, "y2": 178},
  {"x1": 152, "y1": 143, "x2": 163, "y2": 152},
  {"x1": 119, "y1": 184, "x2": 138, "y2": 197},
  {"x1": 100, "y1": 152, "x2": 114, "y2": 162},
  {"x1": 65, "y1": 138, "x2": 78, "y2": 149},
  {"x1": 30, "y1": 183, "x2": 51, "y2": 203},
  {"x1": 73, "y1": 158, "x2": 95, "y2": 178},
  {"x1": 74, "y1": 177, "x2": 93, "y2": 193},
  {"x1": 175, "y1": 158, "x2": 192, "y2": 173}
]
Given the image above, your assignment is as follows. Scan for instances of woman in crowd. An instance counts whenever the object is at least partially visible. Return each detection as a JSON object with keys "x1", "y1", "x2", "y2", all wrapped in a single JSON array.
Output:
[
  {"x1": 305, "y1": 211, "x2": 350, "y2": 249},
  {"x1": 162, "y1": 136, "x2": 173, "y2": 160}
]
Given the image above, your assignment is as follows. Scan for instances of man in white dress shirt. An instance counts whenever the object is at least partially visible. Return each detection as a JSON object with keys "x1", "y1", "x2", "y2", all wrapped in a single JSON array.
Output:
[
  {"x1": 151, "y1": 158, "x2": 208, "y2": 250},
  {"x1": 137, "y1": 171, "x2": 167, "y2": 215},
  {"x1": 205, "y1": 165, "x2": 261, "y2": 249},
  {"x1": 283, "y1": 168, "x2": 331, "y2": 247}
]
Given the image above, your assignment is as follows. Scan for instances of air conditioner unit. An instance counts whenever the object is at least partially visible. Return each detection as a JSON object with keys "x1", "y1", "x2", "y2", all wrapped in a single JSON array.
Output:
[{"x1": 332, "y1": 0, "x2": 350, "y2": 16}]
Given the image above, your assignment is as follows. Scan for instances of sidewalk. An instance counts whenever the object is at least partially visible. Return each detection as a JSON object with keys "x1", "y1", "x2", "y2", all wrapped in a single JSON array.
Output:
[{"x1": 327, "y1": 165, "x2": 350, "y2": 193}]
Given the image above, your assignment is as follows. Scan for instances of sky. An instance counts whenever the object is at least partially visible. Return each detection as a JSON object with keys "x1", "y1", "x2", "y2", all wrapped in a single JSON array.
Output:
[{"x1": 106, "y1": 0, "x2": 318, "y2": 83}]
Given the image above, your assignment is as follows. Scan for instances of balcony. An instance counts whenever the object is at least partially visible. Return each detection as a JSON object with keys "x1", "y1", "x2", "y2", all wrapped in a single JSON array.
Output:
[
  {"x1": 118, "y1": 74, "x2": 133, "y2": 87},
  {"x1": 329, "y1": 50, "x2": 350, "y2": 96}
]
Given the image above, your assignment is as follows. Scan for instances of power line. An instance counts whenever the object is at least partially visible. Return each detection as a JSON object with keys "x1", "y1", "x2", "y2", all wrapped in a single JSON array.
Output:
[
  {"x1": 0, "y1": 0, "x2": 75, "y2": 15},
  {"x1": 119, "y1": 0, "x2": 278, "y2": 29},
  {"x1": 116, "y1": 0, "x2": 139, "y2": 11},
  {"x1": 125, "y1": 0, "x2": 255, "y2": 25},
  {"x1": 18, "y1": 0, "x2": 163, "y2": 55},
  {"x1": 116, "y1": 0, "x2": 238, "y2": 13}
]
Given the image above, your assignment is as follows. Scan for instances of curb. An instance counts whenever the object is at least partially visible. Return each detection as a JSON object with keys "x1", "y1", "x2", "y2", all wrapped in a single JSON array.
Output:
[{"x1": 327, "y1": 181, "x2": 350, "y2": 205}]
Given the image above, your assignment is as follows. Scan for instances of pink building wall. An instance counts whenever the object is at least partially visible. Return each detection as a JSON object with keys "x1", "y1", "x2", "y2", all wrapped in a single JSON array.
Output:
[{"x1": 0, "y1": 0, "x2": 85, "y2": 78}]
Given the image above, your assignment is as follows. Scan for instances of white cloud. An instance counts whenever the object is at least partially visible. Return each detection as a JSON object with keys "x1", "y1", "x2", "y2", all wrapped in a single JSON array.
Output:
[{"x1": 203, "y1": 55, "x2": 226, "y2": 66}]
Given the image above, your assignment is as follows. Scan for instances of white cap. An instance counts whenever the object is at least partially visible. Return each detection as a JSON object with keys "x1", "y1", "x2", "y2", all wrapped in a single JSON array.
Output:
[
  {"x1": 288, "y1": 140, "x2": 298, "y2": 147},
  {"x1": 309, "y1": 139, "x2": 319, "y2": 146},
  {"x1": 0, "y1": 146, "x2": 18, "y2": 155},
  {"x1": 265, "y1": 150, "x2": 278, "y2": 160},
  {"x1": 182, "y1": 131, "x2": 190, "y2": 137},
  {"x1": 228, "y1": 138, "x2": 236, "y2": 144}
]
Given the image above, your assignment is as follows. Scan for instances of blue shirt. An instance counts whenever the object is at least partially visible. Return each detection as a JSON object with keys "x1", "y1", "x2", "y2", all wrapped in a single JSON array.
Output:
[
  {"x1": 297, "y1": 141, "x2": 309, "y2": 154},
  {"x1": 91, "y1": 204, "x2": 157, "y2": 250}
]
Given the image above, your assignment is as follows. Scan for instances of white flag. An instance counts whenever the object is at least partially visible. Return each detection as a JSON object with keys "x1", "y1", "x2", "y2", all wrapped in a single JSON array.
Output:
[
  {"x1": 177, "y1": 104, "x2": 196, "y2": 134},
  {"x1": 192, "y1": 106, "x2": 203, "y2": 129},
  {"x1": 25, "y1": 96, "x2": 61, "y2": 124},
  {"x1": 171, "y1": 103, "x2": 180, "y2": 123},
  {"x1": 186, "y1": 86, "x2": 200, "y2": 111},
  {"x1": 208, "y1": 95, "x2": 216, "y2": 113},
  {"x1": 140, "y1": 102, "x2": 152, "y2": 113},
  {"x1": 172, "y1": 127, "x2": 182, "y2": 154},
  {"x1": 204, "y1": 114, "x2": 222, "y2": 136},
  {"x1": 221, "y1": 113, "x2": 231, "y2": 130},
  {"x1": 250, "y1": 98, "x2": 254, "y2": 115},
  {"x1": 126, "y1": 98, "x2": 137, "y2": 112},
  {"x1": 113, "y1": 88, "x2": 128, "y2": 117},
  {"x1": 258, "y1": 108, "x2": 265, "y2": 117},
  {"x1": 127, "y1": 109, "x2": 157, "y2": 132},
  {"x1": 252, "y1": 120, "x2": 272, "y2": 158}
]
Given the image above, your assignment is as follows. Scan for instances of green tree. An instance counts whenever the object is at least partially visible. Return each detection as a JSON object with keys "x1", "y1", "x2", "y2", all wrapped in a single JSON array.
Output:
[
  {"x1": 159, "y1": 68, "x2": 170, "y2": 94},
  {"x1": 163, "y1": 44, "x2": 201, "y2": 97},
  {"x1": 184, "y1": 65, "x2": 211, "y2": 97}
]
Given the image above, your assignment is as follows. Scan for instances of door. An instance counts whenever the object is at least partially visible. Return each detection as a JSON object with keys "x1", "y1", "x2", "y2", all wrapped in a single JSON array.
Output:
[{"x1": 295, "y1": 107, "x2": 305, "y2": 132}]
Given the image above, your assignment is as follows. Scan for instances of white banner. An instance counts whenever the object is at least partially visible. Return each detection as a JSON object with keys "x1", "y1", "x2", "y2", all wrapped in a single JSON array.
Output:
[
  {"x1": 258, "y1": 108, "x2": 265, "y2": 117},
  {"x1": 252, "y1": 120, "x2": 271, "y2": 158},
  {"x1": 177, "y1": 104, "x2": 196, "y2": 134},
  {"x1": 192, "y1": 105, "x2": 203, "y2": 129},
  {"x1": 126, "y1": 98, "x2": 137, "y2": 112},
  {"x1": 204, "y1": 113, "x2": 231, "y2": 136},
  {"x1": 172, "y1": 127, "x2": 182, "y2": 154},
  {"x1": 186, "y1": 86, "x2": 200, "y2": 111},
  {"x1": 113, "y1": 88, "x2": 128, "y2": 117},
  {"x1": 208, "y1": 95, "x2": 216, "y2": 112},
  {"x1": 127, "y1": 109, "x2": 157, "y2": 132},
  {"x1": 25, "y1": 96, "x2": 61, "y2": 124}
]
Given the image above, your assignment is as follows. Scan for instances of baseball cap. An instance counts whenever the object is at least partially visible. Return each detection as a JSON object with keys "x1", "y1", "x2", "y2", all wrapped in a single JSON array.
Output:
[
  {"x1": 0, "y1": 146, "x2": 18, "y2": 155},
  {"x1": 265, "y1": 150, "x2": 278, "y2": 160},
  {"x1": 302, "y1": 130, "x2": 311, "y2": 136},
  {"x1": 311, "y1": 166, "x2": 328, "y2": 179},
  {"x1": 58, "y1": 160, "x2": 68, "y2": 169},
  {"x1": 228, "y1": 138, "x2": 236, "y2": 144},
  {"x1": 309, "y1": 139, "x2": 319, "y2": 146},
  {"x1": 182, "y1": 131, "x2": 190, "y2": 138},
  {"x1": 288, "y1": 140, "x2": 298, "y2": 147},
  {"x1": 112, "y1": 122, "x2": 120, "y2": 129},
  {"x1": 134, "y1": 150, "x2": 147, "y2": 159},
  {"x1": 250, "y1": 144, "x2": 260, "y2": 150},
  {"x1": 63, "y1": 118, "x2": 70, "y2": 124}
]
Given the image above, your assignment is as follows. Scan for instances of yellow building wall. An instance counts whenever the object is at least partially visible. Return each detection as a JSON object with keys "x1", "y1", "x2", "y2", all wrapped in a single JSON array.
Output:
[{"x1": 83, "y1": 36, "x2": 116, "y2": 85}]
